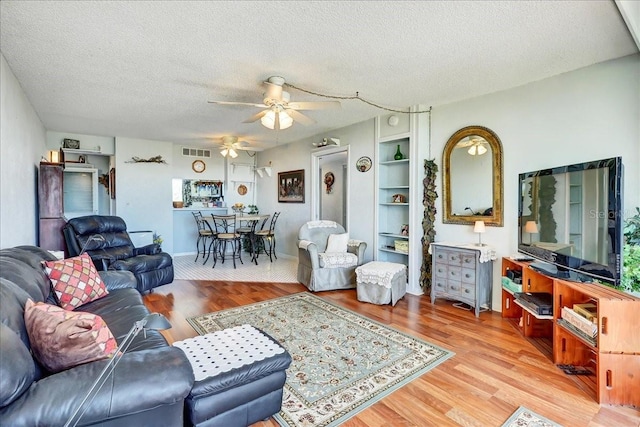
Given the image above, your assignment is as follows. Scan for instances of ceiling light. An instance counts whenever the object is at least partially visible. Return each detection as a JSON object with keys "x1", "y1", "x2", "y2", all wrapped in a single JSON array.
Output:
[
  {"x1": 220, "y1": 147, "x2": 239, "y2": 158},
  {"x1": 261, "y1": 109, "x2": 293, "y2": 130},
  {"x1": 468, "y1": 144, "x2": 487, "y2": 156}
]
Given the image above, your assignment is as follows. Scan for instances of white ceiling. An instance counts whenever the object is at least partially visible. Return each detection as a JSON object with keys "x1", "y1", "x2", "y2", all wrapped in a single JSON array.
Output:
[{"x1": 0, "y1": 1, "x2": 636, "y2": 151}]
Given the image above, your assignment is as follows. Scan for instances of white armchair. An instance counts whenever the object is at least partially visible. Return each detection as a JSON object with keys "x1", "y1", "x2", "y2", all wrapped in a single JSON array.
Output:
[{"x1": 297, "y1": 220, "x2": 367, "y2": 292}]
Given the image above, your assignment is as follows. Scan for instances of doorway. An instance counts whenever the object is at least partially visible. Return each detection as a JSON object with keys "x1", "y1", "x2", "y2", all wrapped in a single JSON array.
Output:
[{"x1": 311, "y1": 146, "x2": 349, "y2": 230}]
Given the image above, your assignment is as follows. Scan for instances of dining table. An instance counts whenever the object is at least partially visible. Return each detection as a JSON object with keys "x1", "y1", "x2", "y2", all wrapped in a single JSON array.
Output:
[{"x1": 233, "y1": 213, "x2": 270, "y2": 264}]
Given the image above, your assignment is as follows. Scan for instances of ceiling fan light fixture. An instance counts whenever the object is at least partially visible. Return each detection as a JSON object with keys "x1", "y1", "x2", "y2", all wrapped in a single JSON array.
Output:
[
  {"x1": 261, "y1": 109, "x2": 293, "y2": 130},
  {"x1": 220, "y1": 148, "x2": 229, "y2": 157},
  {"x1": 229, "y1": 148, "x2": 238, "y2": 158},
  {"x1": 468, "y1": 144, "x2": 487, "y2": 156}
]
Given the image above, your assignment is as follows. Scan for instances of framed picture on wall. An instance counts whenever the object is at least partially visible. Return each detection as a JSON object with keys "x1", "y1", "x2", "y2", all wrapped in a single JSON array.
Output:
[{"x1": 278, "y1": 169, "x2": 305, "y2": 203}]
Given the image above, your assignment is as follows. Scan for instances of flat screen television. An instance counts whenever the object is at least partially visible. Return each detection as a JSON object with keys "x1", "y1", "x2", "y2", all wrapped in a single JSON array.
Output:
[{"x1": 517, "y1": 157, "x2": 623, "y2": 285}]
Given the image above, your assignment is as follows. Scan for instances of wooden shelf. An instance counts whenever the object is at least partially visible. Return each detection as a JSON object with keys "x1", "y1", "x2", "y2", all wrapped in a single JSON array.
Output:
[
  {"x1": 502, "y1": 256, "x2": 640, "y2": 406},
  {"x1": 61, "y1": 148, "x2": 102, "y2": 155},
  {"x1": 514, "y1": 299, "x2": 553, "y2": 320}
]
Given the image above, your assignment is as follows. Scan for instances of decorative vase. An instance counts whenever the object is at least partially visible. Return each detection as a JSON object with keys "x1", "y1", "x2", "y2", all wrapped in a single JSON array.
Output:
[{"x1": 394, "y1": 144, "x2": 403, "y2": 160}]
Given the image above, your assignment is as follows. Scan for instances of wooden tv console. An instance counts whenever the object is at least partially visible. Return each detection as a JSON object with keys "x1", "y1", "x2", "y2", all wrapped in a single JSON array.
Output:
[{"x1": 501, "y1": 257, "x2": 640, "y2": 406}]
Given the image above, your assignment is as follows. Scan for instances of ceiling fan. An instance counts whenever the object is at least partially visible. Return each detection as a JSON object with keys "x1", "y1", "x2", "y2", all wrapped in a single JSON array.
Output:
[
  {"x1": 213, "y1": 136, "x2": 262, "y2": 158},
  {"x1": 208, "y1": 76, "x2": 341, "y2": 130},
  {"x1": 456, "y1": 136, "x2": 489, "y2": 155}
]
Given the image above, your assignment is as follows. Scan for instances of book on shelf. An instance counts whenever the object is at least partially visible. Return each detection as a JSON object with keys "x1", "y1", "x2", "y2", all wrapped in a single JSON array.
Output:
[
  {"x1": 573, "y1": 303, "x2": 597, "y2": 322},
  {"x1": 561, "y1": 307, "x2": 597, "y2": 338}
]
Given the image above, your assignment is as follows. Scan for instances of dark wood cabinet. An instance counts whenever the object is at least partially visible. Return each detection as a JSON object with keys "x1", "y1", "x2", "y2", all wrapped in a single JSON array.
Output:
[{"x1": 38, "y1": 162, "x2": 66, "y2": 251}]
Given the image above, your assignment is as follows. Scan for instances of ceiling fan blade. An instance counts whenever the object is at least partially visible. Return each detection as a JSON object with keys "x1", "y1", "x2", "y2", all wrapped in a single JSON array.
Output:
[
  {"x1": 208, "y1": 100, "x2": 267, "y2": 108},
  {"x1": 242, "y1": 109, "x2": 269, "y2": 123},
  {"x1": 287, "y1": 101, "x2": 341, "y2": 110},
  {"x1": 286, "y1": 109, "x2": 316, "y2": 126},
  {"x1": 235, "y1": 146, "x2": 264, "y2": 152}
]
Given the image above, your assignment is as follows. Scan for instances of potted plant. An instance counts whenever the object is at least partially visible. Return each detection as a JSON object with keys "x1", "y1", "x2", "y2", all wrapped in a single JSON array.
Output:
[
  {"x1": 621, "y1": 207, "x2": 640, "y2": 294},
  {"x1": 247, "y1": 205, "x2": 259, "y2": 215}
]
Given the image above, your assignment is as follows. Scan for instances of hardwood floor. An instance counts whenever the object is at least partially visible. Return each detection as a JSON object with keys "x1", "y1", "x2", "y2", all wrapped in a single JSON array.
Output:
[{"x1": 143, "y1": 280, "x2": 640, "y2": 427}]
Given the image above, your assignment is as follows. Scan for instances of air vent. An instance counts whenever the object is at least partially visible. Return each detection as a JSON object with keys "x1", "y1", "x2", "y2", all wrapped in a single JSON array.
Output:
[{"x1": 182, "y1": 147, "x2": 212, "y2": 158}]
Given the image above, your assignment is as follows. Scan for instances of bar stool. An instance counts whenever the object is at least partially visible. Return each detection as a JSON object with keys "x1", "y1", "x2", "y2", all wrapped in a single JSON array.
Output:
[
  {"x1": 192, "y1": 211, "x2": 215, "y2": 264},
  {"x1": 211, "y1": 214, "x2": 242, "y2": 268},
  {"x1": 254, "y1": 212, "x2": 280, "y2": 262}
]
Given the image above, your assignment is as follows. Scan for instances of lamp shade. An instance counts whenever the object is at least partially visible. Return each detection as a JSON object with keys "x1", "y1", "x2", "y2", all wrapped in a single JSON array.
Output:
[
  {"x1": 525, "y1": 221, "x2": 539, "y2": 234},
  {"x1": 473, "y1": 220, "x2": 486, "y2": 233}
]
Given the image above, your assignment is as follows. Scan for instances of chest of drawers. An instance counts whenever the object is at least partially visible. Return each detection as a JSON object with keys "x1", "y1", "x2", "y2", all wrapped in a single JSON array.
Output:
[{"x1": 430, "y1": 243, "x2": 493, "y2": 317}]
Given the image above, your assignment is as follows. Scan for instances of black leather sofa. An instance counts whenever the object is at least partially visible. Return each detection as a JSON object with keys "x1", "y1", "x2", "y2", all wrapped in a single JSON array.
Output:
[
  {"x1": 63, "y1": 215, "x2": 174, "y2": 294},
  {"x1": 0, "y1": 245, "x2": 194, "y2": 427}
]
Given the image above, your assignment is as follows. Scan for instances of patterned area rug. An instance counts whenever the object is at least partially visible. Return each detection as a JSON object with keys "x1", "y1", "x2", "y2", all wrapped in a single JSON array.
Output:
[
  {"x1": 501, "y1": 406, "x2": 563, "y2": 427},
  {"x1": 187, "y1": 292, "x2": 454, "y2": 427}
]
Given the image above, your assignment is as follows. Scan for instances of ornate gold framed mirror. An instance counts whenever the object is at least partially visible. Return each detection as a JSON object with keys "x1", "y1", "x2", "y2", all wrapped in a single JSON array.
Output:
[{"x1": 443, "y1": 126, "x2": 503, "y2": 226}]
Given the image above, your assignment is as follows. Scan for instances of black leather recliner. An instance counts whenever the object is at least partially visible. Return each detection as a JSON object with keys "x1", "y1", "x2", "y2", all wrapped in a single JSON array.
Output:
[{"x1": 63, "y1": 215, "x2": 174, "y2": 293}]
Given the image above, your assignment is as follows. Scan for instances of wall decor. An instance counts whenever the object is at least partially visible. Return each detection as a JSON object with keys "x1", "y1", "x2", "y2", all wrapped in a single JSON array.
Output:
[
  {"x1": 324, "y1": 172, "x2": 335, "y2": 194},
  {"x1": 125, "y1": 155, "x2": 168, "y2": 164},
  {"x1": 192, "y1": 159, "x2": 206, "y2": 173},
  {"x1": 356, "y1": 156, "x2": 372, "y2": 172},
  {"x1": 420, "y1": 159, "x2": 438, "y2": 295},
  {"x1": 278, "y1": 169, "x2": 305, "y2": 203},
  {"x1": 63, "y1": 138, "x2": 80, "y2": 149},
  {"x1": 237, "y1": 184, "x2": 248, "y2": 196},
  {"x1": 442, "y1": 125, "x2": 503, "y2": 226}
]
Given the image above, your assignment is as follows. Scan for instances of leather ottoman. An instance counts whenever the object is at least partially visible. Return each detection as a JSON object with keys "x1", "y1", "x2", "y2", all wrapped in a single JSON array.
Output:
[{"x1": 174, "y1": 325, "x2": 292, "y2": 427}]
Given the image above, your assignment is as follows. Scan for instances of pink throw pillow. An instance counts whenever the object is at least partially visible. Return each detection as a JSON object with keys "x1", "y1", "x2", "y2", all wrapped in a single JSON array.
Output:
[
  {"x1": 43, "y1": 253, "x2": 108, "y2": 310},
  {"x1": 24, "y1": 299, "x2": 118, "y2": 373}
]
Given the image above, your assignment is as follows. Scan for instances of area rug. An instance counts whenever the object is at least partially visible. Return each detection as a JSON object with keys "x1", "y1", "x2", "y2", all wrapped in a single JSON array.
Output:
[
  {"x1": 501, "y1": 406, "x2": 563, "y2": 427},
  {"x1": 187, "y1": 292, "x2": 454, "y2": 427}
]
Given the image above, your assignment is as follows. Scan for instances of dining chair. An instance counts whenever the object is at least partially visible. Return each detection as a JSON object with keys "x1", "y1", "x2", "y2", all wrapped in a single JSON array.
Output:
[
  {"x1": 192, "y1": 211, "x2": 215, "y2": 264},
  {"x1": 254, "y1": 212, "x2": 280, "y2": 262},
  {"x1": 211, "y1": 214, "x2": 242, "y2": 268}
]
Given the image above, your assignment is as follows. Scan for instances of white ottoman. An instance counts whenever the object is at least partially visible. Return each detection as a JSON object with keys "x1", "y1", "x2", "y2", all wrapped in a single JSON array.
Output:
[{"x1": 356, "y1": 261, "x2": 407, "y2": 306}]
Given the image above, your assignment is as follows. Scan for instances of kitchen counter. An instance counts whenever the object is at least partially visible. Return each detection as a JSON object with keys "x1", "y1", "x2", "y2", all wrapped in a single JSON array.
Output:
[{"x1": 173, "y1": 207, "x2": 229, "y2": 254}]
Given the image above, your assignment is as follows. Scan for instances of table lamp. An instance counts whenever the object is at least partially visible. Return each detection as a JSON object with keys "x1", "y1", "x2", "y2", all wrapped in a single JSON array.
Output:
[
  {"x1": 64, "y1": 313, "x2": 172, "y2": 427},
  {"x1": 473, "y1": 220, "x2": 486, "y2": 246},
  {"x1": 525, "y1": 221, "x2": 539, "y2": 244}
]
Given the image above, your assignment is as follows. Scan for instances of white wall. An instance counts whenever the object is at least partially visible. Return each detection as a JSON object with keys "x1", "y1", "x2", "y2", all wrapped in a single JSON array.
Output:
[
  {"x1": 0, "y1": 54, "x2": 47, "y2": 248},
  {"x1": 430, "y1": 53, "x2": 640, "y2": 310},
  {"x1": 115, "y1": 137, "x2": 174, "y2": 253},
  {"x1": 256, "y1": 119, "x2": 376, "y2": 259}
]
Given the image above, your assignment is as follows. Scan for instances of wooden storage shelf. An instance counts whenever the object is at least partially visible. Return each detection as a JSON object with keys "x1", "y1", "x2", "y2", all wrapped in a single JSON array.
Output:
[{"x1": 502, "y1": 257, "x2": 640, "y2": 406}]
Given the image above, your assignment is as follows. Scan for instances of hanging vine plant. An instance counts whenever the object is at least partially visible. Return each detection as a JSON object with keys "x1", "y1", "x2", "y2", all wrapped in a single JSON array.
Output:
[{"x1": 420, "y1": 159, "x2": 438, "y2": 294}]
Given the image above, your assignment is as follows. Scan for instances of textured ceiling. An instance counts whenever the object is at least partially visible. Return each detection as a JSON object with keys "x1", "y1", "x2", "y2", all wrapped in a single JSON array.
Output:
[{"x1": 0, "y1": 1, "x2": 636, "y2": 150}]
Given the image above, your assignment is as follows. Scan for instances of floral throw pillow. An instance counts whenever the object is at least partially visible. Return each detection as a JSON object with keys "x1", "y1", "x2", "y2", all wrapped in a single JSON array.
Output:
[
  {"x1": 43, "y1": 253, "x2": 108, "y2": 310},
  {"x1": 23, "y1": 299, "x2": 118, "y2": 373}
]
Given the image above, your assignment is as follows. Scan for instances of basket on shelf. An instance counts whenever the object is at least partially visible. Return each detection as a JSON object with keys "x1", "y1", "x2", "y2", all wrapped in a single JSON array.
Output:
[{"x1": 394, "y1": 240, "x2": 408, "y2": 253}]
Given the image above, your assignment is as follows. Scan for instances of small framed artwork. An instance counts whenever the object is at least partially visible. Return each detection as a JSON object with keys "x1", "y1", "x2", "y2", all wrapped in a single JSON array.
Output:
[{"x1": 278, "y1": 169, "x2": 305, "y2": 203}]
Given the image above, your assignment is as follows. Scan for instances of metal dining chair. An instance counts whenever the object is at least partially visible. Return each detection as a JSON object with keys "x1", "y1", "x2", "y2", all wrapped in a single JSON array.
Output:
[
  {"x1": 192, "y1": 211, "x2": 215, "y2": 264},
  {"x1": 254, "y1": 212, "x2": 280, "y2": 262},
  {"x1": 211, "y1": 214, "x2": 243, "y2": 268}
]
